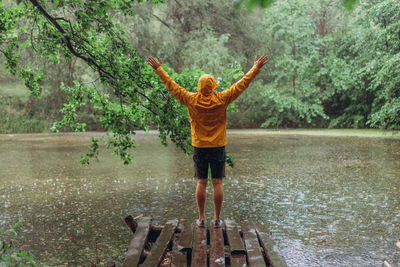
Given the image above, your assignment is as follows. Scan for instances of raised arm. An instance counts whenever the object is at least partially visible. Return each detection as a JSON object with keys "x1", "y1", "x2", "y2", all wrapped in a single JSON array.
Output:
[
  {"x1": 147, "y1": 56, "x2": 192, "y2": 106},
  {"x1": 221, "y1": 55, "x2": 269, "y2": 105}
]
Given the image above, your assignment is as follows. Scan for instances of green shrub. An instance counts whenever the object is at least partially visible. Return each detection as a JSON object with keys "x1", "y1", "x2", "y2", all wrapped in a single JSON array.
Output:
[
  {"x1": 0, "y1": 111, "x2": 48, "y2": 133},
  {"x1": 1, "y1": 220, "x2": 48, "y2": 267}
]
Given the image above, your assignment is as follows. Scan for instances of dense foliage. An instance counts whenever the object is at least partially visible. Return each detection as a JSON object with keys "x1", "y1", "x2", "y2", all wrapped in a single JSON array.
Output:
[
  {"x1": 233, "y1": 0, "x2": 400, "y2": 129},
  {"x1": 0, "y1": 0, "x2": 242, "y2": 164},
  {"x1": 326, "y1": 0, "x2": 400, "y2": 129},
  {"x1": 0, "y1": 0, "x2": 399, "y2": 164}
]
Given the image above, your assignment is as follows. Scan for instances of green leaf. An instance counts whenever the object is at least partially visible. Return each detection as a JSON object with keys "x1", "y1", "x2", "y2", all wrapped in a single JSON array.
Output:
[
  {"x1": 344, "y1": 0, "x2": 357, "y2": 11},
  {"x1": 247, "y1": 0, "x2": 259, "y2": 11},
  {"x1": 260, "y1": 0, "x2": 274, "y2": 8}
]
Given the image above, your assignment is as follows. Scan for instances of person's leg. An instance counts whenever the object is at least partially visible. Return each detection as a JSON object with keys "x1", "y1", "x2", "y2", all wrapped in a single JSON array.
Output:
[
  {"x1": 210, "y1": 147, "x2": 226, "y2": 221},
  {"x1": 211, "y1": 178, "x2": 223, "y2": 220},
  {"x1": 193, "y1": 147, "x2": 209, "y2": 221},
  {"x1": 196, "y1": 178, "x2": 208, "y2": 220}
]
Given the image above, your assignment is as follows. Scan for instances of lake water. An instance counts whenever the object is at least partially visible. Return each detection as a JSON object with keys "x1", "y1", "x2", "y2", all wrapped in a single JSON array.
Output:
[{"x1": 0, "y1": 130, "x2": 399, "y2": 266}]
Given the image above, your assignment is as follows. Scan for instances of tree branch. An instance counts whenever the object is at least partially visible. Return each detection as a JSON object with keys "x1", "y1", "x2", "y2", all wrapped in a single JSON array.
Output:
[
  {"x1": 398, "y1": 29, "x2": 400, "y2": 52},
  {"x1": 54, "y1": 17, "x2": 70, "y2": 23},
  {"x1": 28, "y1": 0, "x2": 115, "y2": 80},
  {"x1": 152, "y1": 14, "x2": 173, "y2": 31}
]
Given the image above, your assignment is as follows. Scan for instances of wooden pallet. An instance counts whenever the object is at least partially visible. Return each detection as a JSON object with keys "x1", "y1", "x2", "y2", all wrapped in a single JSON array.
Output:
[{"x1": 122, "y1": 216, "x2": 287, "y2": 267}]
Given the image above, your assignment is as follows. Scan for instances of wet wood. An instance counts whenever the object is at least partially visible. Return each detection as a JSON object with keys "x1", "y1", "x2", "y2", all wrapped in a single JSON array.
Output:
[
  {"x1": 241, "y1": 221, "x2": 266, "y2": 267},
  {"x1": 177, "y1": 220, "x2": 193, "y2": 252},
  {"x1": 121, "y1": 217, "x2": 287, "y2": 267},
  {"x1": 148, "y1": 224, "x2": 164, "y2": 243},
  {"x1": 209, "y1": 221, "x2": 225, "y2": 267},
  {"x1": 225, "y1": 219, "x2": 246, "y2": 254},
  {"x1": 170, "y1": 250, "x2": 187, "y2": 267},
  {"x1": 123, "y1": 217, "x2": 152, "y2": 267},
  {"x1": 255, "y1": 223, "x2": 288, "y2": 267},
  {"x1": 230, "y1": 254, "x2": 247, "y2": 267},
  {"x1": 151, "y1": 224, "x2": 165, "y2": 233},
  {"x1": 173, "y1": 220, "x2": 193, "y2": 266},
  {"x1": 143, "y1": 219, "x2": 178, "y2": 267},
  {"x1": 225, "y1": 219, "x2": 247, "y2": 267},
  {"x1": 191, "y1": 224, "x2": 207, "y2": 267},
  {"x1": 124, "y1": 215, "x2": 138, "y2": 234}
]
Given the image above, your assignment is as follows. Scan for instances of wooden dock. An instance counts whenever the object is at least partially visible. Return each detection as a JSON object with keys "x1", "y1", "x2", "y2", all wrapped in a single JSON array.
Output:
[{"x1": 122, "y1": 216, "x2": 287, "y2": 267}]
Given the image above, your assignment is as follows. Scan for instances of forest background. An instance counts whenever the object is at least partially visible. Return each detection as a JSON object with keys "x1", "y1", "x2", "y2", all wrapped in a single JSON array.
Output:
[{"x1": 1, "y1": 0, "x2": 399, "y2": 161}]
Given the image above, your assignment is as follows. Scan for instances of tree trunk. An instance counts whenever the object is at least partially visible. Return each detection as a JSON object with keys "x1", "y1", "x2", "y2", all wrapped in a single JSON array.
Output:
[
  {"x1": 398, "y1": 29, "x2": 400, "y2": 52},
  {"x1": 383, "y1": 17, "x2": 389, "y2": 51},
  {"x1": 292, "y1": 40, "x2": 296, "y2": 96},
  {"x1": 317, "y1": 7, "x2": 327, "y2": 92},
  {"x1": 21, "y1": 95, "x2": 36, "y2": 117}
]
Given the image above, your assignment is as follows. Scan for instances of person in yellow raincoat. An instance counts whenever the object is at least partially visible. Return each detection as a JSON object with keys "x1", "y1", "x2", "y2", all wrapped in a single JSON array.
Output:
[{"x1": 148, "y1": 55, "x2": 269, "y2": 227}]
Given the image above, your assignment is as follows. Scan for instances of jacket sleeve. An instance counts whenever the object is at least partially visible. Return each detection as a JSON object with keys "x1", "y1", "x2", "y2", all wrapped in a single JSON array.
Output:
[
  {"x1": 155, "y1": 66, "x2": 192, "y2": 106},
  {"x1": 220, "y1": 65, "x2": 260, "y2": 105}
]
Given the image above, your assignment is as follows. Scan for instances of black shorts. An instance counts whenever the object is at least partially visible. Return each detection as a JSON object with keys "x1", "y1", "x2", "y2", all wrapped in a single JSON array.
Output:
[{"x1": 193, "y1": 146, "x2": 226, "y2": 179}]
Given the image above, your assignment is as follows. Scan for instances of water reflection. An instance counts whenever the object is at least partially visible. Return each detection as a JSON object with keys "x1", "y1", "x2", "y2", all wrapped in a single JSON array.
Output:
[{"x1": 0, "y1": 132, "x2": 399, "y2": 266}]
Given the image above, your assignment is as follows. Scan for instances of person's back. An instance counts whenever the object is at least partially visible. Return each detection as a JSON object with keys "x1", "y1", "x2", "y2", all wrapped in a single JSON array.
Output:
[
  {"x1": 148, "y1": 55, "x2": 269, "y2": 227},
  {"x1": 153, "y1": 59, "x2": 265, "y2": 148}
]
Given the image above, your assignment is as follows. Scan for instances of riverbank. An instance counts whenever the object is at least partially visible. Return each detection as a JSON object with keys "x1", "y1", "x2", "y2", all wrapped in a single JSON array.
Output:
[
  {"x1": 228, "y1": 128, "x2": 400, "y2": 139},
  {"x1": 2, "y1": 128, "x2": 400, "y2": 139}
]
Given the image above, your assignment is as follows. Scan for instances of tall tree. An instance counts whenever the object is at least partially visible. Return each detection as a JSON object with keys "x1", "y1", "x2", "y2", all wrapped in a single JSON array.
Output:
[
  {"x1": 325, "y1": 0, "x2": 400, "y2": 129},
  {"x1": 0, "y1": 0, "x2": 242, "y2": 164}
]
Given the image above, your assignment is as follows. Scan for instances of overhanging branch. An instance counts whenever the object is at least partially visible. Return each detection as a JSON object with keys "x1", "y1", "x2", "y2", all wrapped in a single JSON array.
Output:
[{"x1": 28, "y1": 0, "x2": 115, "y2": 80}]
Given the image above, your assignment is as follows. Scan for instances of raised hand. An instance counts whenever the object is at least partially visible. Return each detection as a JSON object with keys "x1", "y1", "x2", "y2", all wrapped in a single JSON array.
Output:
[
  {"x1": 254, "y1": 55, "x2": 269, "y2": 69},
  {"x1": 147, "y1": 56, "x2": 162, "y2": 70}
]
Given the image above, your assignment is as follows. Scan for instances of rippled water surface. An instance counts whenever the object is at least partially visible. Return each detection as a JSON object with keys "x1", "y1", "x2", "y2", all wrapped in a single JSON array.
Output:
[{"x1": 0, "y1": 131, "x2": 399, "y2": 266}]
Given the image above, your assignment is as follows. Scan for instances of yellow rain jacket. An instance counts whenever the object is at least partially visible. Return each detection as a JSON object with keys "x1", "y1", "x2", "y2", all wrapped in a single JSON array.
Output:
[{"x1": 155, "y1": 65, "x2": 260, "y2": 148}]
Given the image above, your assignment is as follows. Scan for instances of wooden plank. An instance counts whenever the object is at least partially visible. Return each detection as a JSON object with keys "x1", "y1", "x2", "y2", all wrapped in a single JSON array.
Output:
[
  {"x1": 171, "y1": 221, "x2": 192, "y2": 266},
  {"x1": 255, "y1": 223, "x2": 287, "y2": 267},
  {"x1": 241, "y1": 221, "x2": 266, "y2": 267},
  {"x1": 123, "y1": 217, "x2": 152, "y2": 267},
  {"x1": 225, "y1": 219, "x2": 245, "y2": 254},
  {"x1": 142, "y1": 219, "x2": 178, "y2": 267},
  {"x1": 230, "y1": 254, "x2": 247, "y2": 267},
  {"x1": 170, "y1": 250, "x2": 187, "y2": 267},
  {"x1": 177, "y1": 220, "x2": 193, "y2": 252},
  {"x1": 191, "y1": 222, "x2": 207, "y2": 267},
  {"x1": 209, "y1": 221, "x2": 225, "y2": 267}
]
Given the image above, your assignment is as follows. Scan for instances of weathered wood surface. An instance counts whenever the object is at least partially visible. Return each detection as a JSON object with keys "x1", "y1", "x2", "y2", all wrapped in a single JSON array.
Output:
[
  {"x1": 123, "y1": 217, "x2": 152, "y2": 267},
  {"x1": 177, "y1": 220, "x2": 193, "y2": 252},
  {"x1": 225, "y1": 219, "x2": 247, "y2": 267},
  {"x1": 225, "y1": 219, "x2": 246, "y2": 254},
  {"x1": 191, "y1": 224, "x2": 208, "y2": 267},
  {"x1": 170, "y1": 250, "x2": 187, "y2": 267},
  {"x1": 122, "y1": 217, "x2": 286, "y2": 267},
  {"x1": 142, "y1": 219, "x2": 178, "y2": 267},
  {"x1": 255, "y1": 223, "x2": 288, "y2": 267},
  {"x1": 241, "y1": 221, "x2": 266, "y2": 267},
  {"x1": 230, "y1": 254, "x2": 247, "y2": 267},
  {"x1": 173, "y1": 220, "x2": 193, "y2": 266},
  {"x1": 209, "y1": 222, "x2": 225, "y2": 267}
]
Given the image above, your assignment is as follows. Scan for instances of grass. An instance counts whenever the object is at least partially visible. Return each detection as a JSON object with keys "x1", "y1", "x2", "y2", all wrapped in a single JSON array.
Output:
[
  {"x1": 0, "y1": 81, "x2": 30, "y2": 100},
  {"x1": 0, "y1": 113, "x2": 48, "y2": 133}
]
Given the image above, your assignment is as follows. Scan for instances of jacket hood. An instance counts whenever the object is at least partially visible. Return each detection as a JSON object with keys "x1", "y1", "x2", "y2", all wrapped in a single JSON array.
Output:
[{"x1": 198, "y1": 74, "x2": 218, "y2": 96}]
